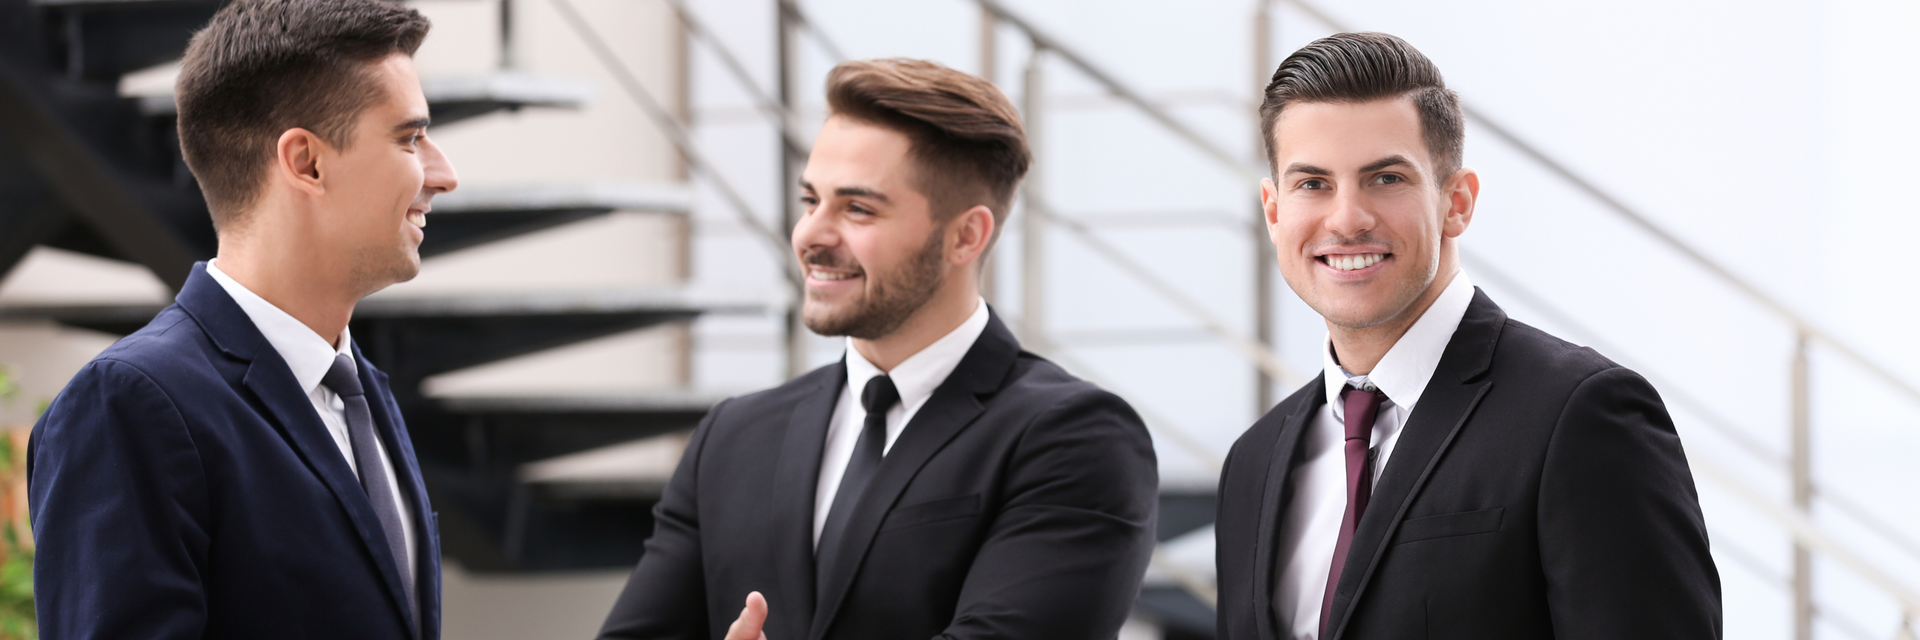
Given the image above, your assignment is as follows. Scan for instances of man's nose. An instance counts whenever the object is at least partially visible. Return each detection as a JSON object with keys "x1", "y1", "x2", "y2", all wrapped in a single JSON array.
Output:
[
  {"x1": 1324, "y1": 186, "x2": 1376, "y2": 237},
  {"x1": 421, "y1": 135, "x2": 459, "y2": 195},
  {"x1": 791, "y1": 203, "x2": 838, "y2": 254}
]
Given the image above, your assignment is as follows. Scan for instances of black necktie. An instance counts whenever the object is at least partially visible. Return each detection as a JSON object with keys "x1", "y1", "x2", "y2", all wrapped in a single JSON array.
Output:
[
  {"x1": 816, "y1": 375, "x2": 901, "y2": 592},
  {"x1": 321, "y1": 354, "x2": 417, "y2": 635}
]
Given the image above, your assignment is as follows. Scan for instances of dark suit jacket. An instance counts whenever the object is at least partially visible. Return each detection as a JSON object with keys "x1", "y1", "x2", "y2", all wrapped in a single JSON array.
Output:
[
  {"x1": 598, "y1": 311, "x2": 1158, "y2": 640},
  {"x1": 29, "y1": 262, "x2": 440, "y2": 640},
  {"x1": 1216, "y1": 289, "x2": 1720, "y2": 640}
]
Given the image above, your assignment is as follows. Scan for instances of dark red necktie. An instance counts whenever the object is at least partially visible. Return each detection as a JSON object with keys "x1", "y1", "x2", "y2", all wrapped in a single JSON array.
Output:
[{"x1": 1320, "y1": 385, "x2": 1384, "y2": 637}]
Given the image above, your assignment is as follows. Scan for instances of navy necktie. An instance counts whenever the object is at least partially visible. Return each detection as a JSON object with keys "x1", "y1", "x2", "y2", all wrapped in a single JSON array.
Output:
[
  {"x1": 321, "y1": 354, "x2": 417, "y2": 635},
  {"x1": 816, "y1": 375, "x2": 901, "y2": 593}
]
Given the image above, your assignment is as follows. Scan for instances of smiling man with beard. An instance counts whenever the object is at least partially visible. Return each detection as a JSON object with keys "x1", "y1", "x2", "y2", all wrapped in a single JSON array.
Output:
[{"x1": 597, "y1": 59, "x2": 1158, "y2": 640}]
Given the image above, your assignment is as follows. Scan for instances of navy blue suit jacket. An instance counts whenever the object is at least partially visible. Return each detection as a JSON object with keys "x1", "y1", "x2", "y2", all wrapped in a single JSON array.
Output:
[{"x1": 28, "y1": 262, "x2": 440, "y2": 640}]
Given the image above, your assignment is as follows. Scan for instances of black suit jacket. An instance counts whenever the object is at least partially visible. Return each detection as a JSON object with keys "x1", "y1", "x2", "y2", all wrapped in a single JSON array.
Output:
[
  {"x1": 599, "y1": 311, "x2": 1158, "y2": 640},
  {"x1": 1216, "y1": 289, "x2": 1720, "y2": 640},
  {"x1": 28, "y1": 263, "x2": 441, "y2": 640}
]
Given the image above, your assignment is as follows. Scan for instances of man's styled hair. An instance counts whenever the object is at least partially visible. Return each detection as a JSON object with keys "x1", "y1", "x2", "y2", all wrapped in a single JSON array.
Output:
[
  {"x1": 1258, "y1": 32, "x2": 1464, "y2": 181},
  {"x1": 825, "y1": 58, "x2": 1030, "y2": 245},
  {"x1": 176, "y1": 0, "x2": 431, "y2": 228}
]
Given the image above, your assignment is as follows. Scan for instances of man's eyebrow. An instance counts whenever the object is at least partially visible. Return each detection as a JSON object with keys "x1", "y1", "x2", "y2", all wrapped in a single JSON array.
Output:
[
  {"x1": 834, "y1": 186, "x2": 889, "y2": 202},
  {"x1": 1283, "y1": 163, "x2": 1332, "y2": 177},
  {"x1": 1361, "y1": 155, "x2": 1413, "y2": 173},
  {"x1": 391, "y1": 116, "x2": 431, "y2": 134}
]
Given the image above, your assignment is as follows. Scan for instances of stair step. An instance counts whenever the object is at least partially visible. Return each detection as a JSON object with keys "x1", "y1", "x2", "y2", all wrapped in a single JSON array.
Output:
[
  {"x1": 134, "y1": 72, "x2": 594, "y2": 128},
  {"x1": 29, "y1": 0, "x2": 221, "y2": 81},
  {"x1": 0, "y1": 287, "x2": 765, "y2": 375},
  {"x1": 433, "y1": 391, "x2": 730, "y2": 468},
  {"x1": 420, "y1": 182, "x2": 691, "y2": 258}
]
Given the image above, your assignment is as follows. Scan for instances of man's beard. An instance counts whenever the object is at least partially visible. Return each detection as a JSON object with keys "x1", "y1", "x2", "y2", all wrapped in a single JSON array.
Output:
[{"x1": 802, "y1": 226, "x2": 947, "y2": 340}]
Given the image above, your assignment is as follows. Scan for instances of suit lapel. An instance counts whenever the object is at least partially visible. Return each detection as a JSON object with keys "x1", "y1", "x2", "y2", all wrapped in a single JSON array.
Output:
[
  {"x1": 808, "y1": 312, "x2": 1021, "y2": 640},
  {"x1": 771, "y1": 364, "x2": 842, "y2": 636},
  {"x1": 360, "y1": 355, "x2": 434, "y2": 640},
  {"x1": 175, "y1": 263, "x2": 420, "y2": 638},
  {"x1": 240, "y1": 341, "x2": 418, "y2": 636},
  {"x1": 1325, "y1": 290, "x2": 1506, "y2": 640},
  {"x1": 1250, "y1": 380, "x2": 1324, "y2": 640}
]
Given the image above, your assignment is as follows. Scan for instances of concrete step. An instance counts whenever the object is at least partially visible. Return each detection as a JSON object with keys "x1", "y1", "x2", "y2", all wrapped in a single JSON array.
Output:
[
  {"x1": 133, "y1": 72, "x2": 595, "y2": 129},
  {"x1": 419, "y1": 182, "x2": 690, "y2": 258}
]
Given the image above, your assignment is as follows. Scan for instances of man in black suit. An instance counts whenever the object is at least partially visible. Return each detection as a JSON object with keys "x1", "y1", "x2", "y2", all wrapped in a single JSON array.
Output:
[
  {"x1": 597, "y1": 59, "x2": 1158, "y2": 640},
  {"x1": 1216, "y1": 33, "x2": 1720, "y2": 640},
  {"x1": 29, "y1": 1, "x2": 457, "y2": 638}
]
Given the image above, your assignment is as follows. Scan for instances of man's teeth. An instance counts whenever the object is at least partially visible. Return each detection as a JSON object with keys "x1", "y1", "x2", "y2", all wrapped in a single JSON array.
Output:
[
  {"x1": 1327, "y1": 254, "x2": 1385, "y2": 271},
  {"x1": 407, "y1": 212, "x2": 427, "y2": 229},
  {"x1": 810, "y1": 269, "x2": 857, "y2": 281}
]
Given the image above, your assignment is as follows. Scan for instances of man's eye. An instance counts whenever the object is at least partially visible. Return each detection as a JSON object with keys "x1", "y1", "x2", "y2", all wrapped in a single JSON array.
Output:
[
  {"x1": 1376, "y1": 174, "x2": 1403, "y2": 184},
  {"x1": 1299, "y1": 179, "x2": 1328, "y2": 190}
]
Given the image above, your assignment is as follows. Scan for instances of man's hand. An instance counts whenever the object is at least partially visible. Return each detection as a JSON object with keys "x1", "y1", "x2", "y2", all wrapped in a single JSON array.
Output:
[{"x1": 724, "y1": 591, "x2": 770, "y2": 640}]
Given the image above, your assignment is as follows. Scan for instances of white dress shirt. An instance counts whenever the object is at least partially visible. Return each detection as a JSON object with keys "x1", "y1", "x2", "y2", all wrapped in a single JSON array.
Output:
[
  {"x1": 1273, "y1": 271, "x2": 1475, "y2": 639},
  {"x1": 813, "y1": 298, "x2": 991, "y2": 546},
  {"x1": 206, "y1": 261, "x2": 417, "y2": 589}
]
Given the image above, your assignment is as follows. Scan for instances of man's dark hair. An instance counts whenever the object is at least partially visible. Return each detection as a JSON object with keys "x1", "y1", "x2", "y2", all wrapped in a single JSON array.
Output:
[
  {"x1": 176, "y1": 0, "x2": 430, "y2": 228},
  {"x1": 1259, "y1": 32, "x2": 1464, "y2": 182},
  {"x1": 825, "y1": 58, "x2": 1030, "y2": 246}
]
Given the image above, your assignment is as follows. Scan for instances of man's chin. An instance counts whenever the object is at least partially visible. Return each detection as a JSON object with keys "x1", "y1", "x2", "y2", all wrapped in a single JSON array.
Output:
[
  {"x1": 801, "y1": 303, "x2": 856, "y2": 337},
  {"x1": 1312, "y1": 298, "x2": 1402, "y2": 331},
  {"x1": 396, "y1": 253, "x2": 421, "y2": 283}
]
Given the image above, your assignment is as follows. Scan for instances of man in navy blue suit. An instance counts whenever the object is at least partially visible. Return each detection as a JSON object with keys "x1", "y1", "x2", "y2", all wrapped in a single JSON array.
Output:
[{"x1": 28, "y1": 0, "x2": 458, "y2": 637}]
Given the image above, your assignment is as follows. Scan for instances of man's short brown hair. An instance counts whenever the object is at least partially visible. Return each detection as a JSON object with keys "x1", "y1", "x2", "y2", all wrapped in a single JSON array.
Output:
[
  {"x1": 825, "y1": 58, "x2": 1030, "y2": 244},
  {"x1": 1258, "y1": 32, "x2": 1464, "y2": 182},
  {"x1": 176, "y1": 0, "x2": 430, "y2": 228}
]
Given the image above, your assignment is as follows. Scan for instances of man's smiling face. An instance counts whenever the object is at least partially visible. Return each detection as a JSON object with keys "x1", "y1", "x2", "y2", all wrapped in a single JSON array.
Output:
[
  {"x1": 320, "y1": 53, "x2": 457, "y2": 296},
  {"x1": 1263, "y1": 96, "x2": 1468, "y2": 331},
  {"x1": 792, "y1": 115, "x2": 948, "y2": 340}
]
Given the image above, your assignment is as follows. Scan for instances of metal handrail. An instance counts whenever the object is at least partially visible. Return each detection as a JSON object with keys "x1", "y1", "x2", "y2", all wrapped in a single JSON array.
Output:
[
  {"x1": 665, "y1": 0, "x2": 812, "y2": 160},
  {"x1": 1462, "y1": 251, "x2": 1920, "y2": 569},
  {"x1": 545, "y1": 0, "x2": 796, "y2": 285},
  {"x1": 1693, "y1": 454, "x2": 1920, "y2": 619},
  {"x1": 1033, "y1": 199, "x2": 1311, "y2": 387},
  {"x1": 976, "y1": 0, "x2": 1261, "y2": 184}
]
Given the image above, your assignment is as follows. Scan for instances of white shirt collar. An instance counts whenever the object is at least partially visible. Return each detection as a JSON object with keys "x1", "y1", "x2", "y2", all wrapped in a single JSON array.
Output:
[
  {"x1": 206, "y1": 260, "x2": 353, "y2": 395},
  {"x1": 844, "y1": 297, "x2": 991, "y2": 416},
  {"x1": 1323, "y1": 271, "x2": 1475, "y2": 414}
]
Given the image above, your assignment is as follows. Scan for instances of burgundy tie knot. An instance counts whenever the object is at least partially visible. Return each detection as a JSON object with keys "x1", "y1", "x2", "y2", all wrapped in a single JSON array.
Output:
[{"x1": 1341, "y1": 385, "x2": 1384, "y2": 442}]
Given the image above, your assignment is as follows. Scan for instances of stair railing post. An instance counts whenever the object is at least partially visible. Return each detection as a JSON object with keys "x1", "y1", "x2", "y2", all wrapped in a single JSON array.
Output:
[
  {"x1": 777, "y1": 0, "x2": 808, "y2": 379},
  {"x1": 1792, "y1": 328, "x2": 1814, "y2": 640},
  {"x1": 978, "y1": 6, "x2": 1000, "y2": 309},
  {"x1": 1252, "y1": 0, "x2": 1276, "y2": 413},
  {"x1": 497, "y1": 0, "x2": 516, "y2": 71},
  {"x1": 1020, "y1": 42, "x2": 1046, "y2": 348}
]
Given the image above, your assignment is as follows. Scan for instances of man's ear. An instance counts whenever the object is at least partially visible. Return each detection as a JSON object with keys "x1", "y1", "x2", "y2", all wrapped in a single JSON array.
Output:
[
  {"x1": 948, "y1": 205, "x2": 995, "y2": 268},
  {"x1": 1261, "y1": 177, "x2": 1286, "y2": 246},
  {"x1": 1442, "y1": 167, "x2": 1479, "y2": 239},
  {"x1": 275, "y1": 128, "x2": 327, "y2": 199}
]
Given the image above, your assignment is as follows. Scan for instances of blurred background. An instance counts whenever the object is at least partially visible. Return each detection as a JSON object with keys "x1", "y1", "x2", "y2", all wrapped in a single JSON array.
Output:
[{"x1": 2, "y1": 0, "x2": 1919, "y2": 637}]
